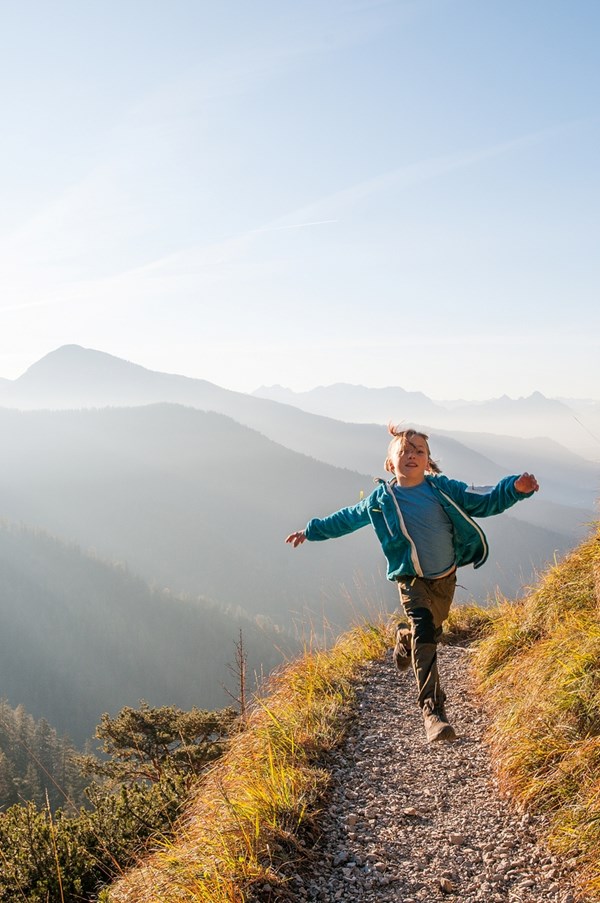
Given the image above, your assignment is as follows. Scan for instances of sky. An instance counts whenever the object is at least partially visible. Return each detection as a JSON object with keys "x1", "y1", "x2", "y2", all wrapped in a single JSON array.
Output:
[{"x1": 0, "y1": 0, "x2": 598, "y2": 400}]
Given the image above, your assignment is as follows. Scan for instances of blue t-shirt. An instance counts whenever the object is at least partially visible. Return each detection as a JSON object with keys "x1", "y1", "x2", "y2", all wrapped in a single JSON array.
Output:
[{"x1": 393, "y1": 481, "x2": 455, "y2": 578}]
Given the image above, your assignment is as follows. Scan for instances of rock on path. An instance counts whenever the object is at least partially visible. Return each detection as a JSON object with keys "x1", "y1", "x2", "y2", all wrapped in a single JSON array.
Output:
[{"x1": 277, "y1": 646, "x2": 579, "y2": 903}]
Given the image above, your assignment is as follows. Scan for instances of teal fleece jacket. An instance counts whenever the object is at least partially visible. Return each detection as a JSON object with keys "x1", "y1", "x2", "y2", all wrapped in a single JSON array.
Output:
[{"x1": 305, "y1": 474, "x2": 534, "y2": 581}]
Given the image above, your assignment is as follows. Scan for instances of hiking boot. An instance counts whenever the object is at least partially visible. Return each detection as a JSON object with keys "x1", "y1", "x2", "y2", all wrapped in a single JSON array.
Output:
[
  {"x1": 393, "y1": 625, "x2": 412, "y2": 672},
  {"x1": 422, "y1": 699, "x2": 457, "y2": 743}
]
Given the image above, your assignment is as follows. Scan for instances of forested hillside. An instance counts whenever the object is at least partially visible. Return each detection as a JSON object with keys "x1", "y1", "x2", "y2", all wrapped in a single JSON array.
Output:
[
  {"x1": 0, "y1": 699, "x2": 86, "y2": 811},
  {"x1": 0, "y1": 697, "x2": 238, "y2": 900},
  {"x1": 0, "y1": 523, "x2": 287, "y2": 743}
]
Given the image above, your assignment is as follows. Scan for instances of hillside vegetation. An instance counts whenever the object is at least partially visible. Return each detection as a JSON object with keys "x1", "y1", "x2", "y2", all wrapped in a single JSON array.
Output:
[
  {"x1": 106, "y1": 623, "x2": 389, "y2": 903},
  {"x1": 105, "y1": 524, "x2": 600, "y2": 903},
  {"x1": 0, "y1": 699, "x2": 87, "y2": 811},
  {"x1": 473, "y1": 522, "x2": 600, "y2": 901},
  {"x1": 0, "y1": 701, "x2": 237, "y2": 902}
]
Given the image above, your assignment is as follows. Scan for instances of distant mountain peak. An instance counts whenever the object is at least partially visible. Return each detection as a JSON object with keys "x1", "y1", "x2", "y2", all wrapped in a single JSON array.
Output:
[
  {"x1": 1, "y1": 345, "x2": 222, "y2": 409},
  {"x1": 20, "y1": 345, "x2": 146, "y2": 380}
]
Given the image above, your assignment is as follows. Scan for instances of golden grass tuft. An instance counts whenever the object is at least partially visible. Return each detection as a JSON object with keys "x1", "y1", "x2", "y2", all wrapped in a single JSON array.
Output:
[
  {"x1": 472, "y1": 524, "x2": 600, "y2": 901},
  {"x1": 443, "y1": 601, "x2": 498, "y2": 643},
  {"x1": 104, "y1": 622, "x2": 389, "y2": 903}
]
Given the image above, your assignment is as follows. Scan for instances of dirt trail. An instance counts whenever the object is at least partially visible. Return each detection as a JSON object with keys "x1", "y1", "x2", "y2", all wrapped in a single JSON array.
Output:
[{"x1": 274, "y1": 645, "x2": 579, "y2": 902}]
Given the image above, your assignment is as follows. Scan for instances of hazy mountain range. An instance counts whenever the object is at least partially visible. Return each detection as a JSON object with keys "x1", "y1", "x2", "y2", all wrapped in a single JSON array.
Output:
[
  {"x1": 253, "y1": 383, "x2": 600, "y2": 463},
  {"x1": 0, "y1": 345, "x2": 597, "y2": 742},
  {"x1": 1, "y1": 346, "x2": 598, "y2": 498}
]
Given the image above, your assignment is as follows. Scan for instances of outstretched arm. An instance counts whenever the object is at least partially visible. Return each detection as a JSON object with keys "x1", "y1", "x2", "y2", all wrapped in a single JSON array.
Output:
[
  {"x1": 285, "y1": 530, "x2": 306, "y2": 548},
  {"x1": 286, "y1": 496, "x2": 371, "y2": 547},
  {"x1": 441, "y1": 472, "x2": 540, "y2": 518},
  {"x1": 514, "y1": 472, "x2": 539, "y2": 494}
]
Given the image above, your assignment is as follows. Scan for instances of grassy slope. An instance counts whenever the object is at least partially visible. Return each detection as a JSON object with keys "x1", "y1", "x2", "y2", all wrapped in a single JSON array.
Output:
[
  {"x1": 105, "y1": 623, "x2": 389, "y2": 903},
  {"x1": 472, "y1": 524, "x2": 600, "y2": 901},
  {"x1": 105, "y1": 524, "x2": 600, "y2": 902}
]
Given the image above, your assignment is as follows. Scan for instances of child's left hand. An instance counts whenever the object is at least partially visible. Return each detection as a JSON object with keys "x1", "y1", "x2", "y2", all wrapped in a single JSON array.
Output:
[{"x1": 514, "y1": 472, "x2": 539, "y2": 494}]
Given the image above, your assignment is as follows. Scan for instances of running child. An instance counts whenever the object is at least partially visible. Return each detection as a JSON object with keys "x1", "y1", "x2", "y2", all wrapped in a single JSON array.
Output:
[{"x1": 286, "y1": 425, "x2": 539, "y2": 743}]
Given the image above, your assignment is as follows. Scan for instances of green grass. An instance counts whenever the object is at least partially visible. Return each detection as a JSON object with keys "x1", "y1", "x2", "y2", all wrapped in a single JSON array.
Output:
[{"x1": 105, "y1": 622, "x2": 389, "y2": 903}]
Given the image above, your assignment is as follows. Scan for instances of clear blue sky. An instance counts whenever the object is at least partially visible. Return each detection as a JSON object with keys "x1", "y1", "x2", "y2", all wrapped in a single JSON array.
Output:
[{"x1": 0, "y1": 0, "x2": 598, "y2": 399}]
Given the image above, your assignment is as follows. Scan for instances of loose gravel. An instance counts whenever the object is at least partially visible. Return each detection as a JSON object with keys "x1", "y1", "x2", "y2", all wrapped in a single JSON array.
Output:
[{"x1": 270, "y1": 645, "x2": 580, "y2": 902}]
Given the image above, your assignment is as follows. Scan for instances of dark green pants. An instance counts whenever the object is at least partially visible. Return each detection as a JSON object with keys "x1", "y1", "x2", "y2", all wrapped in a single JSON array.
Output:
[{"x1": 397, "y1": 571, "x2": 457, "y2": 708}]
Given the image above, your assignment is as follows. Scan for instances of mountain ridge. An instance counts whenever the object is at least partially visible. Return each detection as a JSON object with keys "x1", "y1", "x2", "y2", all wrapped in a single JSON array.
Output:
[
  {"x1": 254, "y1": 380, "x2": 600, "y2": 461},
  {"x1": 0, "y1": 403, "x2": 583, "y2": 629},
  {"x1": 0, "y1": 345, "x2": 596, "y2": 503}
]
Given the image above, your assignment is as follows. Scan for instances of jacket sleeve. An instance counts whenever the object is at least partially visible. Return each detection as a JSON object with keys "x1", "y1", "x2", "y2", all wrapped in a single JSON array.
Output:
[
  {"x1": 305, "y1": 497, "x2": 371, "y2": 541},
  {"x1": 442, "y1": 475, "x2": 534, "y2": 518}
]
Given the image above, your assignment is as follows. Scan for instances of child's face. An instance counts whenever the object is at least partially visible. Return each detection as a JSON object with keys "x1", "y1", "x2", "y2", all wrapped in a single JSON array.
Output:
[{"x1": 391, "y1": 436, "x2": 429, "y2": 486}]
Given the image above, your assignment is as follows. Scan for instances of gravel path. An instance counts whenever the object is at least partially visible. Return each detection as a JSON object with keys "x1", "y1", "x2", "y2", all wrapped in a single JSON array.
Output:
[{"x1": 277, "y1": 645, "x2": 580, "y2": 903}]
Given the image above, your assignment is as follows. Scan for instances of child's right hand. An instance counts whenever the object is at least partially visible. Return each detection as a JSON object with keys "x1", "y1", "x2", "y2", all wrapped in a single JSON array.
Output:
[
  {"x1": 514, "y1": 473, "x2": 539, "y2": 494},
  {"x1": 285, "y1": 530, "x2": 306, "y2": 547}
]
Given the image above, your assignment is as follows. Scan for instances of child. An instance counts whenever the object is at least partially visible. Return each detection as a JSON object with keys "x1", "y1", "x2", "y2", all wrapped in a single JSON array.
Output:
[{"x1": 286, "y1": 425, "x2": 539, "y2": 743}]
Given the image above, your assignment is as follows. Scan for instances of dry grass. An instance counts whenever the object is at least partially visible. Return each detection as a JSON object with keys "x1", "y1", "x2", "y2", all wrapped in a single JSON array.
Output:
[
  {"x1": 443, "y1": 601, "x2": 498, "y2": 643},
  {"x1": 472, "y1": 525, "x2": 600, "y2": 901},
  {"x1": 104, "y1": 622, "x2": 389, "y2": 903},
  {"x1": 105, "y1": 527, "x2": 600, "y2": 902}
]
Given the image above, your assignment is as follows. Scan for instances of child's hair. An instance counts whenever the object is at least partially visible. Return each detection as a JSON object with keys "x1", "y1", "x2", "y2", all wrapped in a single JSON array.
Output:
[{"x1": 384, "y1": 423, "x2": 442, "y2": 475}]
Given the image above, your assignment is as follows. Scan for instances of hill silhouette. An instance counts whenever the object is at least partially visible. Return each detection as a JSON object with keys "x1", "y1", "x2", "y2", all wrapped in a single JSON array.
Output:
[
  {"x1": 0, "y1": 522, "x2": 286, "y2": 743},
  {"x1": 254, "y1": 381, "x2": 447, "y2": 423}
]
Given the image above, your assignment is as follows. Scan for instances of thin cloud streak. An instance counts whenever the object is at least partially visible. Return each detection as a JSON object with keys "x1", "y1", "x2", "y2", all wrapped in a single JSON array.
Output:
[
  {"x1": 277, "y1": 121, "x2": 583, "y2": 224},
  {"x1": 84, "y1": 123, "x2": 575, "y2": 286},
  {"x1": 253, "y1": 219, "x2": 339, "y2": 232}
]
